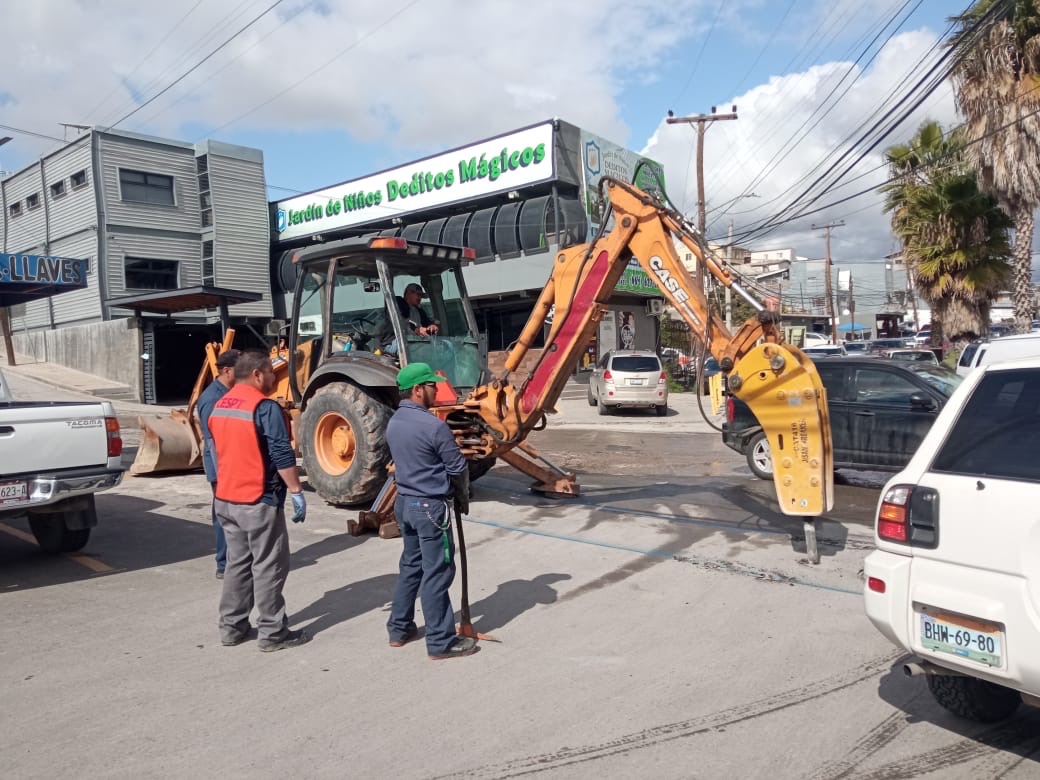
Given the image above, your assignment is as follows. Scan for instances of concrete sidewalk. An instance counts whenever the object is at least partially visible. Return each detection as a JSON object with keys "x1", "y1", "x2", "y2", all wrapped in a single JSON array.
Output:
[{"x1": 1, "y1": 354, "x2": 177, "y2": 421}]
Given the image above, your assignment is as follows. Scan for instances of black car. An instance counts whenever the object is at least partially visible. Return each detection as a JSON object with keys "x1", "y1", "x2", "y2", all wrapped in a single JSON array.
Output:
[{"x1": 723, "y1": 357, "x2": 963, "y2": 479}]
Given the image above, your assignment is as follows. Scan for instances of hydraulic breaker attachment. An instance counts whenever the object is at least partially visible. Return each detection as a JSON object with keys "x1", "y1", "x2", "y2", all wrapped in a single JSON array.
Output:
[{"x1": 726, "y1": 342, "x2": 833, "y2": 516}]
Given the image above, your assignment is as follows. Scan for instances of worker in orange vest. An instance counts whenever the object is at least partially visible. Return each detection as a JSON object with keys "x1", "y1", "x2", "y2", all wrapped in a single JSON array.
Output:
[{"x1": 208, "y1": 349, "x2": 309, "y2": 652}]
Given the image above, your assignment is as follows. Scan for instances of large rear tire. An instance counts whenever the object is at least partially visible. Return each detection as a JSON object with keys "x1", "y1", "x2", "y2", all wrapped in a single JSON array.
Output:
[
  {"x1": 300, "y1": 383, "x2": 392, "y2": 505},
  {"x1": 926, "y1": 674, "x2": 1021, "y2": 723}
]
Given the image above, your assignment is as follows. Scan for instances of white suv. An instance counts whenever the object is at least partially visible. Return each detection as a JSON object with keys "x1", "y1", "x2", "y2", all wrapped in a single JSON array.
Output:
[{"x1": 864, "y1": 359, "x2": 1040, "y2": 722}]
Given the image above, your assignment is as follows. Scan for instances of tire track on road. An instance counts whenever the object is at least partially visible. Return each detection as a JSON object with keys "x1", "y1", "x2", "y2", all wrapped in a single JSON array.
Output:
[
  {"x1": 842, "y1": 711, "x2": 1040, "y2": 779},
  {"x1": 807, "y1": 708, "x2": 914, "y2": 780},
  {"x1": 431, "y1": 652, "x2": 901, "y2": 779}
]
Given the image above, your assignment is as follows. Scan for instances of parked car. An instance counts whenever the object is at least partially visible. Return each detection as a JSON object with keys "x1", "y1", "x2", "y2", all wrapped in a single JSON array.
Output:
[
  {"x1": 883, "y1": 348, "x2": 939, "y2": 365},
  {"x1": 588, "y1": 350, "x2": 668, "y2": 416},
  {"x1": 803, "y1": 343, "x2": 847, "y2": 358},
  {"x1": 870, "y1": 337, "x2": 912, "y2": 353},
  {"x1": 912, "y1": 327, "x2": 932, "y2": 347},
  {"x1": 723, "y1": 358, "x2": 962, "y2": 479},
  {"x1": 864, "y1": 359, "x2": 1040, "y2": 722},
  {"x1": 843, "y1": 341, "x2": 870, "y2": 354},
  {"x1": 804, "y1": 332, "x2": 830, "y2": 346},
  {"x1": 956, "y1": 332, "x2": 1040, "y2": 377}
]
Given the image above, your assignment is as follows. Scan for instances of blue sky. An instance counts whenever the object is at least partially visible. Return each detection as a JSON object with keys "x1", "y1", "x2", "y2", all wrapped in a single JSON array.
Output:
[{"x1": 2, "y1": 1, "x2": 967, "y2": 263}]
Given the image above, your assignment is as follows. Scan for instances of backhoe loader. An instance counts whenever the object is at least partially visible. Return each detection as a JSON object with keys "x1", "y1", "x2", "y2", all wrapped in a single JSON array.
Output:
[
  {"x1": 135, "y1": 178, "x2": 833, "y2": 529},
  {"x1": 353, "y1": 176, "x2": 833, "y2": 536}
]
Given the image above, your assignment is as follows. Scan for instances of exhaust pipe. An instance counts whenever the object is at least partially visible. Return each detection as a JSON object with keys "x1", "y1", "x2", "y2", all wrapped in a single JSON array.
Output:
[{"x1": 903, "y1": 660, "x2": 966, "y2": 678}]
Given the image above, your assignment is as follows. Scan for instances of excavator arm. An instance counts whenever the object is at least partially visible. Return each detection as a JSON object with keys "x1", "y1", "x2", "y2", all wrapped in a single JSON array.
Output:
[{"x1": 464, "y1": 178, "x2": 833, "y2": 516}]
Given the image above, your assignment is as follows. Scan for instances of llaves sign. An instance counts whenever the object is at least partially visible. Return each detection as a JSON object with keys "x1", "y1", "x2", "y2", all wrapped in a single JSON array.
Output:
[
  {"x1": 272, "y1": 122, "x2": 556, "y2": 242},
  {"x1": 0, "y1": 254, "x2": 87, "y2": 286}
]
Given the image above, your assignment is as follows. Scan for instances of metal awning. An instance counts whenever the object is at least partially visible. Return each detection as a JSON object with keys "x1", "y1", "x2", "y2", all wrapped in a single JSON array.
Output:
[
  {"x1": 106, "y1": 285, "x2": 262, "y2": 314},
  {"x1": 0, "y1": 253, "x2": 89, "y2": 306},
  {"x1": 107, "y1": 285, "x2": 263, "y2": 335}
]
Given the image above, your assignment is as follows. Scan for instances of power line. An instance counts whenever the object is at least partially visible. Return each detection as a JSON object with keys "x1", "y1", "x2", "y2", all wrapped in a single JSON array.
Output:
[
  {"x1": 201, "y1": 0, "x2": 426, "y2": 138},
  {"x1": 132, "y1": 1, "x2": 308, "y2": 131},
  {"x1": 0, "y1": 123, "x2": 66, "y2": 143},
  {"x1": 85, "y1": 0, "x2": 208, "y2": 123},
  {"x1": 108, "y1": 0, "x2": 286, "y2": 130}
]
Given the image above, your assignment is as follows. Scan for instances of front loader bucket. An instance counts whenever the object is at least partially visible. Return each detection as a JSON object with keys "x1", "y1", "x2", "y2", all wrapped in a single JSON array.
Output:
[{"x1": 130, "y1": 410, "x2": 203, "y2": 475}]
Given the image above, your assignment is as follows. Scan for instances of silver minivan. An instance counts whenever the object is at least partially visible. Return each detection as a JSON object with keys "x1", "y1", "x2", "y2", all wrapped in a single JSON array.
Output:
[{"x1": 587, "y1": 350, "x2": 668, "y2": 416}]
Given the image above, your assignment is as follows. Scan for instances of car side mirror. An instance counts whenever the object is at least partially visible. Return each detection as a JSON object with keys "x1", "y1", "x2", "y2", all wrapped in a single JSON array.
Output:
[
  {"x1": 910, "y1": 393, "x2": 937, "y2": 411},
  {"x1": 265, "y1": 319, "x2": 287, "y2": 336}
]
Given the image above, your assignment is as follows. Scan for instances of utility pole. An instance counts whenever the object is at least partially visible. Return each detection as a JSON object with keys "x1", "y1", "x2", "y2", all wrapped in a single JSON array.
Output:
[
  {"x1": 667, "y1": 107, "x2": 738, "y2": 295},
  {"x1": 725, "y1": 221, "x2": 734, "y2": 328},
  {"x1": 849, "y1": 273, "x2": 856, "y2": 339},
  {"x1": 812, "y1": 221, "x2": 844, "y2": 344}
]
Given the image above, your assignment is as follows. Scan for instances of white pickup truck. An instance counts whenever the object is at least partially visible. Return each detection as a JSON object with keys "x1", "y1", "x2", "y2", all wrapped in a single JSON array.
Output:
[{"x1": 0, "y1": 377, "x2": 125, "y2": 553}]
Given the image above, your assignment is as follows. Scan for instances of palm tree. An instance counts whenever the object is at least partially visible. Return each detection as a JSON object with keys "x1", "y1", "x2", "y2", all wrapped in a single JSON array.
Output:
[
  {"x1": 948, "y1": 0, "x2": 1040, "y2": 332},
  {"x1": 882, "y1": 120, "x2": 1012, "y2": 344}
]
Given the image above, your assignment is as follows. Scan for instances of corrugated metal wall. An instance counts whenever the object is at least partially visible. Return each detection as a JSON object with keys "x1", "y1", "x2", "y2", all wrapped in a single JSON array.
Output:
[
  {"x1": 99, "y1": 135, "x2": 200, "y2": 232},
  {"x1": 99, "y1": 134, "x2": 202, "y2": 309},
  {"x1": 2, "y1": 163, "x2": 46, "y2": 252},
  {"x1": 207, "y1": 150, "x2": 272, "y2": 317},
  {"x1": 44, "y1": 140, "x2": 95, "y2": 240}
]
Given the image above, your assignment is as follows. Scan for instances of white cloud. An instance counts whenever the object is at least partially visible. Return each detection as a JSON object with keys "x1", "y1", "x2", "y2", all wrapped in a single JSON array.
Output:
[
  {"x1": 642, "y1": 28, "x2": 959, "y2": 263},
  {"x1": 2, "y1": 3, "x2": 958, "y2": 267},
  {"x1": 2, "y1": 0, "x2": 710, "y2": 159}
]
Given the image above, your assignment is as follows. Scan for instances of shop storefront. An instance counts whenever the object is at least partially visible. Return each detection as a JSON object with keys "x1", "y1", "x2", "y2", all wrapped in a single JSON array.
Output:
[{"x1": 268, "y1": 119, "x2": 667, "y2": 361}]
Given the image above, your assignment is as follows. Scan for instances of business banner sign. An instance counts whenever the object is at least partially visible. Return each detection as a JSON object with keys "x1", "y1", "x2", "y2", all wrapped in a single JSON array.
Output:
[
  {"x1": 579, "y1": 130, "x2": 665, "y2": 296},
  {"x1": 0, "y1": 253, "x2": 89, "y2": 305},
  {"x1": 272, "y1": 121, "x2": 556, "y2": 242}
]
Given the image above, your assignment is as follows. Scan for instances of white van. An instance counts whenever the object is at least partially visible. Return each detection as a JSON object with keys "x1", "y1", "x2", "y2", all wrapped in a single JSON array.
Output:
[{"x1": 956, "y1": 332, "x2": 1040, "y2": 377}]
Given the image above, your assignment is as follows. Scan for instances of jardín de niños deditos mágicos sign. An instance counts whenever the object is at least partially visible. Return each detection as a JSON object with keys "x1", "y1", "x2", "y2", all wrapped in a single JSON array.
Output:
[{"x1": 273, "y1": 122, "x2": 555, "y2": 241}]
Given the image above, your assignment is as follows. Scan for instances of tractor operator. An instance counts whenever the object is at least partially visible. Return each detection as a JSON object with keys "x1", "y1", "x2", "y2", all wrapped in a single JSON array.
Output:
[{"x1": 379, "y1": 282, "x2": 440, "y2": 356}]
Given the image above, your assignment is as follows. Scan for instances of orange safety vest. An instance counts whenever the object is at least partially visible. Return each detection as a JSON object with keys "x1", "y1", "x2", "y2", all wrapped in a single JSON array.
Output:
[{"x1": 209, "y1": 384, "x2": 267, "y2": 504}]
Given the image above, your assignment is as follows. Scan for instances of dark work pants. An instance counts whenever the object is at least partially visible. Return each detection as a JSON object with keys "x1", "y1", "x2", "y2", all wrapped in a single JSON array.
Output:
[
  {"x1": 210, "y1": 482, "x2": 227, "y2": 573},
  {"x1": 387, "y1": 495, "x2": 457, "y2": 654},
  {"x1": 214, "y1": 499, "x2": 290, "y2": 643}
]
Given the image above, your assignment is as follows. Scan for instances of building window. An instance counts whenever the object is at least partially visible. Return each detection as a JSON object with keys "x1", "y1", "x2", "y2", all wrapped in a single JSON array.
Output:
[
  {"x1": 26, "y1": 193, "x2": 40, "y2": 210},
  {"x1": 119, "y1": 169, "x2": 175, "y2": 206},
  {"x1": 50, "y1": 180, "x2": 66, "y2": 198},
  {"x1": 125, "y1": 257, "x2": 179, "y2": 290},
  {"x1": 8, "y1": 201, "x2": 21, "y2": 218},
  {"x1": 202, "y1": 239, "x2": 215, "y2": 285},
  {"x1": 70, "y1": 170, "x2": 88, "y2": 188}
]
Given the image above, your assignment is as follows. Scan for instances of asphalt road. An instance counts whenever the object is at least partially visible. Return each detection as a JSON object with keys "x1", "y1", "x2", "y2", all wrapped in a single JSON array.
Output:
[{"x1": 2, "y1": 374, "x2": 1038, "y2": 778}]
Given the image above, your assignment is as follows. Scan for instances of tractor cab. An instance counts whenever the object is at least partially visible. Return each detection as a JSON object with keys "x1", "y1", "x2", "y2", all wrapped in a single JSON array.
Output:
[{"x1": 288, "y1": 237, "x2": 485, "y2": 401}]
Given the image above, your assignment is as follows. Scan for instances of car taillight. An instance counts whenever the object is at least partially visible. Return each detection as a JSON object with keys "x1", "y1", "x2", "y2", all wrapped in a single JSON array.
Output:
[
  {"x1": 726, "y1": 397, "x2": 735, "y2": 422},
  {"x1": 658, "y1": 371, "x2": 666, "y2": 384},
  {"x1": 106, "y1": 417, "x2": 123, "y2": 457},
  {"x1": 877, "y1": 484, "x2": 939, "y2": 547},
  {"x1": 867, "y1": 577, "x2": 886, "y2": 593},
  {"x1": 603, "y1": 370, "x2": 613, "y2": 382}
]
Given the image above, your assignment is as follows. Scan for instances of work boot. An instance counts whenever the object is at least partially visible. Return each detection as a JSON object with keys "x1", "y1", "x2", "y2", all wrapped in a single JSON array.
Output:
[
  {"x1": 258, "y1": 629, "x2": 311, "y2": 653},
  {"x1": 429, "y1": 636, "x2": 478, "y2": 661}
]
